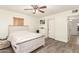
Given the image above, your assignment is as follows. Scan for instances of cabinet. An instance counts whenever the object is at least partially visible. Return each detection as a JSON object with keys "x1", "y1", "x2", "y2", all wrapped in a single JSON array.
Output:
[{"x1": 39, "y1": 25, "x2": 47, "y2": 37}]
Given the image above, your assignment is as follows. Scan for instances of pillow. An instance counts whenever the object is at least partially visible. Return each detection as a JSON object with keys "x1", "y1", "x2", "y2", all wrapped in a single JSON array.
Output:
[{"x1": 8, "y1": 25, "x2": 29, "y2": 35}]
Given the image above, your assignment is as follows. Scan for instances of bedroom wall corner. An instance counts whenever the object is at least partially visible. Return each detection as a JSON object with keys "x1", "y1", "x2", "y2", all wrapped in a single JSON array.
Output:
[{"x1": 0, "y1": 9, "x2": 39, "y2": 39}]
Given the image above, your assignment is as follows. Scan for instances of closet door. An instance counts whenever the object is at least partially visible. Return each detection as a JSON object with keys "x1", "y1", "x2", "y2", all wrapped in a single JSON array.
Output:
[{"x1": 49, "y1": 19, "x2": 55, "y2": 39}]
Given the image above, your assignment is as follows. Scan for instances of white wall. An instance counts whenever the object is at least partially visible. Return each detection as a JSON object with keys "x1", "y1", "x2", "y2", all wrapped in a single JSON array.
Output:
[
  {"x1": 54, "y1": 13, "x2": 68, "y2": 42},
  {"x1": 0, "y1": 9, "x2": 39, "y2": 39},
  {"x1": 54, "y1": 10, "x2": 79, "y2": 42},
  {"x1": 40, "y1": 9, "x2": 79, "y2": 42}
]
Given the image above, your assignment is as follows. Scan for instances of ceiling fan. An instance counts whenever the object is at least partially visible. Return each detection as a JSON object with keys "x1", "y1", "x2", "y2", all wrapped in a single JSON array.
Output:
[{"x1": 24, "y1": 5, "x2": 47, "y2": 14}]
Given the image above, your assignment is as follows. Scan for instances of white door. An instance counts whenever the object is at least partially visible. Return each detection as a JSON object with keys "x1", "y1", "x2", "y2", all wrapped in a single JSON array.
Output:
[{"x1": 49, "y1": 19, "x2": 55, "y2": 39}]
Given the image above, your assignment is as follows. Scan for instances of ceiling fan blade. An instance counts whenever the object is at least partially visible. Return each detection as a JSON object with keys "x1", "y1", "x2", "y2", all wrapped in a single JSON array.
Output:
[
  {"x1": 39, "y1": 6, "x2": 47, "y2": 9},
  {"x1": 39, "y1": 10, "x2": 45, "y2": 13},
  {"x1": 24, "y1": 9, "x2": 33, "y2": 10}
]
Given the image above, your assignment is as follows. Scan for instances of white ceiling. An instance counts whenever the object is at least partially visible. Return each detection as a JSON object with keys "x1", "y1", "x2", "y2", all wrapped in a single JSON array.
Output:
[{"x1": 0, "y1": 5, "x2": 79, "y2": 18}]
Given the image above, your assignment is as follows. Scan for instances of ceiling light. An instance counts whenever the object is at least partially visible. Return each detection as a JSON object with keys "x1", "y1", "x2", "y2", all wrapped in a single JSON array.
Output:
[
  {"x1": 69, "y1": 19, "x2": 72, "y2": 21},
  {"x1": 77, "y1": 23, "x2": 79, "y2": 26}
]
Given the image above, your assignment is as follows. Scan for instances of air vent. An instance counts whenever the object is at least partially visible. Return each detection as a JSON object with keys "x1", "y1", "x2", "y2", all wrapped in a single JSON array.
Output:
[{"x1": 72, "y1": 9, "x2": 78, "y2": 13}]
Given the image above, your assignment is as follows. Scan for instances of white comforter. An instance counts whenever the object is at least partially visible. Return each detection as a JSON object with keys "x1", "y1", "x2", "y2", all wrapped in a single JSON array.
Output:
[{"x1": 8, "y1": 31, "x2": 43, "y2": 45}]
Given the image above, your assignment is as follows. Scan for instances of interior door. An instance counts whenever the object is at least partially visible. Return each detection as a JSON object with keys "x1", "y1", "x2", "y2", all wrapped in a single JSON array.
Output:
[{"x1": 49, "y1": 19, "x2": 55, "y2": 39}]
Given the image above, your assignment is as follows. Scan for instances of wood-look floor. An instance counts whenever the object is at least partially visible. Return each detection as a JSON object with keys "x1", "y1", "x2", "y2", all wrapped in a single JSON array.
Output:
[
  {"x1": 33, "y1": 38, "x2": 79, "y2": 53},
  {"x1": 68, "y1": 35, "x2": 79, "y2": 45},
  {"x1": 0, "y1": 38, "x2": 79, "y2": 53}
]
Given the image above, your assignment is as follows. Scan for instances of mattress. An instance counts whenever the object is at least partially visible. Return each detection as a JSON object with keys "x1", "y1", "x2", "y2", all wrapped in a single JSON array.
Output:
[{"x1": 8, "y1": 31, "x2": 44, "y2": 45}]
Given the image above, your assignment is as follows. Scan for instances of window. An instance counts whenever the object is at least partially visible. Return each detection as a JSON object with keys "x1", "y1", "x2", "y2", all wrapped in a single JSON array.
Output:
[{"x1": 13, "y1": 17, "x2": 24, "y2": 26}]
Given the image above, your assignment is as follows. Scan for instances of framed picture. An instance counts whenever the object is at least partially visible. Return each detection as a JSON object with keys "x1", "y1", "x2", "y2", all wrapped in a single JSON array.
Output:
[{"x1": 40, "y1": 20, "x2": 45, "y2": 24}]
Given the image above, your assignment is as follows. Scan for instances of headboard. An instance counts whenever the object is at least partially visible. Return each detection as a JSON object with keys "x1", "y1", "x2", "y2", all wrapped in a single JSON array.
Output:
[{"x1": 8, "y1": 25, "x2": 29, "y2": 34}]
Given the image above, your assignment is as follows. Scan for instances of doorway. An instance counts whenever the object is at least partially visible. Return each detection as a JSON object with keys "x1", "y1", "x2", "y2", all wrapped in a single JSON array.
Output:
[{"x1": 68, "y1": 15, "x2": 79, "y2": 45}]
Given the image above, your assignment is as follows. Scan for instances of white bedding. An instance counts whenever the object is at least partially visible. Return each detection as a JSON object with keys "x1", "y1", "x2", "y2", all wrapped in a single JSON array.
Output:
[
  {"x1": 8, "y1": 26, "x2": 45, "y2": 52},
  {"x1": 8, "y1": 31, "x2": 44, "y2": 45}
]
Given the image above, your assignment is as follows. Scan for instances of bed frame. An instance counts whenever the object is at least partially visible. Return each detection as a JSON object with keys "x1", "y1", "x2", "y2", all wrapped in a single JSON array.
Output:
[
  {"x1": 12, "y1": 36, "x2": 45, "y2": 53},
  {"x1": 8, "y1": 25, "x2": 45, "y2": 53}
]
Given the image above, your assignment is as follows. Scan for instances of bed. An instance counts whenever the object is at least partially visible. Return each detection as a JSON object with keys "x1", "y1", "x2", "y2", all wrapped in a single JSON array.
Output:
[{"x1": 7, "y1": 25, "x2": 45, "y2": 53}]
